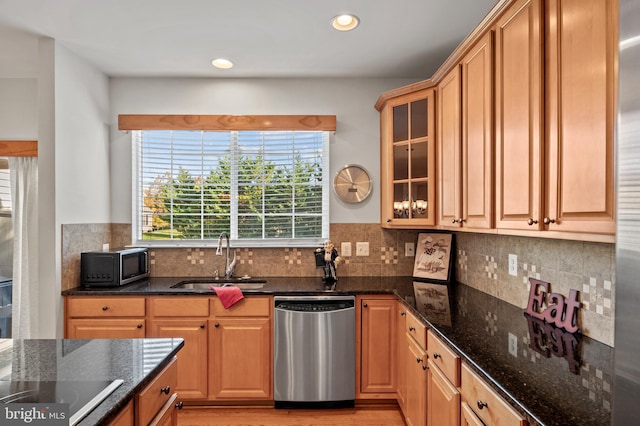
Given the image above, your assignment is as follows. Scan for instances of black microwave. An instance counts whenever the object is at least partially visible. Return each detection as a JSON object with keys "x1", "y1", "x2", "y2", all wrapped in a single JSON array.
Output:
[{"x1": 81, "y1": 247, "x2": 149, "y2": 287}]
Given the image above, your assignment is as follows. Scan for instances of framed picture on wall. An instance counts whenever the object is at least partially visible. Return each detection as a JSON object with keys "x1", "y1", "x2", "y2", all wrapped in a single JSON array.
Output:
[{"x1": 412, "y1": 232, "x2": 454, "y2": 283}]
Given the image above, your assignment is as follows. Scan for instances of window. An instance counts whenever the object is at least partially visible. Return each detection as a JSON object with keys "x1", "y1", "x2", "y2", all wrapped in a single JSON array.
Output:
[{"x1": 132, "y1": 129, "x2": 330, "y2": 247}]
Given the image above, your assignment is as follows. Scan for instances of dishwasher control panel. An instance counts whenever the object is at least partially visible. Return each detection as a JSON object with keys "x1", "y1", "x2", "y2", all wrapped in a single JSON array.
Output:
[{"x1": 274, "y1": 299, "x2": 354, "y2": 312}]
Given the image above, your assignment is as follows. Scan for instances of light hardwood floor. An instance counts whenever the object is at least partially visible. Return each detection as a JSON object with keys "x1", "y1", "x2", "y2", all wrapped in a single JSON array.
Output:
[{"x1": 177, "y1": 406, "x2": 406, "y2": 426}]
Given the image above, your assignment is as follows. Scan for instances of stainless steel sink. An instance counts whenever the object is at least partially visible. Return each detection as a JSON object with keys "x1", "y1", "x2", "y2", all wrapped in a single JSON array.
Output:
[{"x1": 171, "y1": 278, "x2": 266, "y2": 290}]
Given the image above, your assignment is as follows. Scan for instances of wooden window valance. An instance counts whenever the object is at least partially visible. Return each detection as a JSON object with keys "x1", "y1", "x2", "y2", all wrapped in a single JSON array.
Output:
[
  {"x1": 0, "y1": 140, "x2": 38, "y2": 157},
  {"x1": 118, "y1": 114, "x2": 337, "y2": 132}
]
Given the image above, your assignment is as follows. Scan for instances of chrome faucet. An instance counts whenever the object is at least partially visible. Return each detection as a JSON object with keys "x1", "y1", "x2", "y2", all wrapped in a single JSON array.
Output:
[{"x1": 216, "y1": 232, "x2": 236, "y2": 278}]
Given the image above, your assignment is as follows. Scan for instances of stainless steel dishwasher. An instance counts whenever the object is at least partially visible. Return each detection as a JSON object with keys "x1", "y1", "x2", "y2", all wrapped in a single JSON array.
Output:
[{"x1": 273, "y1": 295, "x2": 355, "y2": 408}]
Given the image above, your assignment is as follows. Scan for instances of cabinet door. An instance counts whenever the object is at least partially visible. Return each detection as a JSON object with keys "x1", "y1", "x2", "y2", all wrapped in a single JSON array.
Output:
[
  {"x1": 405, "y1": 335, "x2": 427, "y2": 426},
  {"x1": 438, "y1": 65, "x2": 462, "y2": 228},
  {"x1": 67, "y1": 319, "x2": 144, "y2": 338},
  {"x1": 209, "y1": 317, "x2": 272, "y2": 399},
  {"x1": 495, "y1": 0, "x2": 544, "y2": 230},
  {"x1": 396, "y1": 305, "x2": 408, "y2": 411},
  {"x1": 461, "y1": 402, "x2": 485, "y2": 426},
  {"x1": 380, "y1": 89, "x2": 436, "y2": 227},
  {"x1": 359, "y1": 298, "x2": 396, "y2": 396},
  {"x1": 149, "y1": 319, "x2": 208, "y2": 400},
  {"x1": 462, "y1": 31, "x2": 494, "y2": 229},
  {"x1": 427, "y1": 361, "x2": 461, "y2": 426},
  {"x1": 545, "y1": 0, "x2": 616, "y2": 234}
]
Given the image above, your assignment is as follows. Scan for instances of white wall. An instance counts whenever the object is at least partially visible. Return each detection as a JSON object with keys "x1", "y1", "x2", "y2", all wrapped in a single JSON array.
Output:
[
  {"x1": 0, "y1": 79, "x2": 37, "y2": 139},
  {"x1": 109, "y1": 77, "x2": 416, "y2": 225},
  {"x1": 36, "y1": 39, "x2": 111, "y2": 338}
]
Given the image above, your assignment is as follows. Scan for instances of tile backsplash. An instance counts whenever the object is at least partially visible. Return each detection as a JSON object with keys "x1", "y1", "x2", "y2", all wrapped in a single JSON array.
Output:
[{"x1": 61, "y1": 223, "x2": 615, "y2": 346}]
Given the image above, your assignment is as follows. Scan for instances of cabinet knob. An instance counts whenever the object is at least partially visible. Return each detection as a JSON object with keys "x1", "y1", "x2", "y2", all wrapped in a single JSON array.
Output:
[
  {"x1": 136, "y1": 324, "x2": 143, "y2": 329},
  {"x1": 363, "y1": 303, "x2": 368, "y2": 308},
  {"x1": 386, "y1": 218, "x2": 392, "y2": 223},
  {"x1": 416, "y1": 357, "x2": 422, "y2": 364},
  {"x1": 400, "y1": 311, "x2": 406, "y2": 316},
  {"x1": 200, "y1": 324, "x2": 205, "y2": 329},
  {"x1": 477, "y1": 400, "x2": 488, "y2": 410},
  {"x1": 160, "y1": 386, "x2": 171, "y2": 395},
  {"x1": 433, "y1": 352, "x2": 441, "y2": 359},
  {"x1": 409, "y1": 326, "x2": 415, "y2": 331},
  {"x1": 422, "y1": 365, "x2": 428, "y2": 371},
  {"x1": 543, "y1": 217, "x2": 556, "y2": 224},
  {"x1": 175, "y1": 401, "x2": 184, "y2": 410},
  {"x1": 527, "y1": 218, "x2": 538, "y2": 226},
  {"x1": 451, "y1": 218, "x2": 458, "y2": 224},
  {"x1": 102, "y1": 306, "x2": 108, "y2": 311},
  {"x1": 214, "y1": 322, "x2": 220, "y2": 328}
]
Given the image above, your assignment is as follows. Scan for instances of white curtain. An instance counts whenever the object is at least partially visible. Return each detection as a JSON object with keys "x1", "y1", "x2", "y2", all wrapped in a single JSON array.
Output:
[{"x1": 9, "y1": 157, "x2": 38, "y2": 339}]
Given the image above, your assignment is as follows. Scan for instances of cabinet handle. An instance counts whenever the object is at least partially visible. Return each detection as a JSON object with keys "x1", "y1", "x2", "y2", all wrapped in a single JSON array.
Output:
[
  {"x1": 386, "y1": 218, "x2": 392, "y2": 223},
  {"x1": 160, "y1": 386, "x2": 171, "y2": 395},
  {"x1": 543, "y1": 217, "x2": 556, "y2": 224},
  {"x1": 102, "y1": 306, "x2": 108, "y2": 311},
  {"x1": 477, "y1": 400, "x2": 488, "y2": 410},
  {"x1": 136, "y1": 324, "x2": 143, "y2": 329},
  {"x1": 200, "y1": 324, "x2": 205, "y2": 329},
  {"x1": 527, "y1": 218, "x2": 538, "y2": 226},
  {"x1": 363, "y1": 303, "x2": 368, "y2": 308},
  {"x1": 423, "y1": 365, "x2": 428, "y2": 371},
  {"x1": 416, "y1": 357, "x2": 422, "y2": 363},
  {"x1": 433, "y1": 352, "x2": 441, "y2": 359},
  {"x1": 175, "y1": 401, "x2": 184, "y2": 410},
  {"x1": 214, "y1": 322, "x2": 220, "y2": 328},
  {"x1": 409, "y1": 326, "x2": 415, "y2": 331}
]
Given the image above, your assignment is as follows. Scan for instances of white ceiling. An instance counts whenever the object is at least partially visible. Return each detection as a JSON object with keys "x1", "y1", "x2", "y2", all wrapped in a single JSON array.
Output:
[{"x1": 0, "y1": 0, "x2": 498, "y2": 79}]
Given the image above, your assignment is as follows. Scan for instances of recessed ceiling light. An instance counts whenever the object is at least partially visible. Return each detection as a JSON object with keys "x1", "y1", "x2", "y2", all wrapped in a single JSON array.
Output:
[
  {"x1": 211, "y1": 58, "x2": 233, "y2": 69},
  {"x1": 331, "y1": 14, "x2": 360, "y2": 31}
]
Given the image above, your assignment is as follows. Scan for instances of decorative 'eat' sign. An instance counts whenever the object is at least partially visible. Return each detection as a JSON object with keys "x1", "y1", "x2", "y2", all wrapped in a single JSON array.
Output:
[{"x1": 525, "y1": 278, "x2": 581, "y2": 333}]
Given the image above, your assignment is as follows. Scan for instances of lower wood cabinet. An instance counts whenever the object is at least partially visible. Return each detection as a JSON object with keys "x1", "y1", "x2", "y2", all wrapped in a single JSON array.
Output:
[
  {"x1": 427, "y1": 359, "x2": 460, "y2": 426},
  {"x1": 65, "y1": 296, "x2": 145, "y2": 338},
  {"x1": 395, "y1": 303, "x2": 408, "y2": 411},
  {"x1": 209, "y1": 316, "x2": 272, "y2": 399},
  {"x1": 358, "y1": 296, "x2": 397, "y2": 398},
  {"x1": 461, "y1": 363, "x2": 528, "y2": 426},
  {"x1": 404, "y1": 334, "x2": 428, "y2": 426},
  {"x1": 137, "y1": 357, "x2": 179, "y2": 425}
]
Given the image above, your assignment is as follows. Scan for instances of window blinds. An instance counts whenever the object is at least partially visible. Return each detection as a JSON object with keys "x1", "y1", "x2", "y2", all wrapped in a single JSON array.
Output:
[{"x1": 133, "y1": 130, "x2": 329, "y2": 246}]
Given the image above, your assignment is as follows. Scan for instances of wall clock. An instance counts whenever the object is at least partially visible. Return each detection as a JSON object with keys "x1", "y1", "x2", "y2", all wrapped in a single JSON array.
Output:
[{"x1": 333, "y1": 164, "x2": 372, "y2": 203}]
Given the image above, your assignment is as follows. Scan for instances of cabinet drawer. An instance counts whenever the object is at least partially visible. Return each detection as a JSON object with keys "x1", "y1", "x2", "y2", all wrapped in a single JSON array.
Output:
[
  {"x1": 427, "y1": 330, "x2": 461, "y2": 386},
  {"x1": 212, "y1": 296, "x2": 271, "y2": 317},
  {"x1": 461, "y1": 363, "x2": 528, "y2": 426},
  {"x1": 150, "y1": 297, "x2": 210, "y2": 317},
  {"x1": 66, "y1": 297, "x2": 145, "y2": 317},
  {"x1": 405, "y1": 310, "x2": 427, "y2": 349},
  {"x1": 137, "y1": 357, "x2": 178, "y2": 426}
]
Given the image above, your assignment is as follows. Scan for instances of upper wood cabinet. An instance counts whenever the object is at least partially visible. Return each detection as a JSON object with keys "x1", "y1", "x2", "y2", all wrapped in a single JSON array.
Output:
[
  {"x1": 379, "y1": 89, "x2": 436, "y2": 228},
  {"x1": 438, "y1": 31, "x2": 494, "y2": 229},
  {"x1": 495, "y1": 0, "x2": 616, "y2": 235},
  {"x1": 544, "y1": 0, "x2": 617, "y2": 234},
  {"x1": 494, "y1": 0, "x2": 544, "y2": 231}
]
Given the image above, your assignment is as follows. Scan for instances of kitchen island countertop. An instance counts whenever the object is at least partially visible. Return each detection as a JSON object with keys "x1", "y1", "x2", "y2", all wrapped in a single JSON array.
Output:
[
  {"x1": 63, "y1": 276, "x2": 613, "y2": 425},
  {"x1": 0, "y1": 338, "x2": 184, "y2": 425}
]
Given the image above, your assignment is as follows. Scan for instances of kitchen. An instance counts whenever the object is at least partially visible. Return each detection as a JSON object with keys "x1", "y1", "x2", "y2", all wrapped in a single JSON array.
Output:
[{"x1": 0, "y1": 0, "x2": 638, "y2": 425}]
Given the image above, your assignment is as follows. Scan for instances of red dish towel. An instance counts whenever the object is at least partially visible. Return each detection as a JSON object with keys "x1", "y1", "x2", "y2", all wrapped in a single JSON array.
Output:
[{"x1": 211, "y1": 286, "x2": 244, "y2": 309}]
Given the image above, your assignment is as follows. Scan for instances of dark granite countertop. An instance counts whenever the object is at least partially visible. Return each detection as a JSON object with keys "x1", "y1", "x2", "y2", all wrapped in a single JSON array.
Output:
[
  {"x1": 62, "y1": 276, "x2": 613, "y2": 425},
  {"x1": 0, "y1": 338, "x2": 184, "y2": 425}
]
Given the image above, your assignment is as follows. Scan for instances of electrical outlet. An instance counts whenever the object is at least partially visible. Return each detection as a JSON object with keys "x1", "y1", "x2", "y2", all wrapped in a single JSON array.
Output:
[
  {"x1": 341, "y1": 242, "x2": 352, "y2": 257},
  {"x1": 356, "y1": 242, "x2": 369, "y2": 256},
  {"x1": 405, "y1": 242, "x2": 415, "y2": 257},
  {"x1": 102, "y1": 243, "x2": 110, "y2": 252},
  {"x1": 508, "y1": 332, "x2": 518, "y2": 357},
  {"x1": 508, "y1": 254, "x2": 518, "y2": 276}
]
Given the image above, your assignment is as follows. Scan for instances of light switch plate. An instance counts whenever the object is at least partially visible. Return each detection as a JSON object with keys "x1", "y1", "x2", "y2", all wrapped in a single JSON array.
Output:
[
  {"x1": 341, "y1": 242, "x2": 352, "y2": 257},
  {"x1": 102, "y1": 243, "x2": 110, "y2": 252},
  {"x1": 356, "y1": 242, "x2": 369, "y2": 256},
  {"x1": 405, "y1": 242, "x2": 415, "y2": 257}
]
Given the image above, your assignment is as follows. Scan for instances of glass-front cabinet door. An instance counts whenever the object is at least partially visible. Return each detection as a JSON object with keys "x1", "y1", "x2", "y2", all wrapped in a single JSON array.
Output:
[{"x1": 379, "y1": 88, "x2": 435, "y2": 227}]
